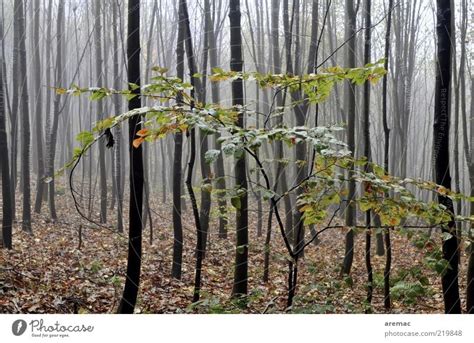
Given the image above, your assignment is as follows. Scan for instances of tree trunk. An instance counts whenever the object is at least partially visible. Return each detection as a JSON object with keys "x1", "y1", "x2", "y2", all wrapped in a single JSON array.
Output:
[
  {"x1": 46, "y1": 1, "x2": 65, "y2": 221},
  {"x1": 229, "y1": 0, "x2": 248, "y2": 297},
  {"x1": 382, "y1": 0, "x2": 394, "y2": 311},
  {"x1": 0, "y1": 21, "x2": 12, "y2": 248},
  {"x1": 112, "y1": 0, "x2": 123, "y2": 233},
  {"x1": 94, "y1": 0, "x2": 107, "y2": 223},
  {"x1": 117, "y1": 0, "x2": 144, "y2": 314},
  {"x1": 363, "y1": 0, "x2": 373, "y2": 311},
  {"x1": 33, "y1": 0, "x2": 45, "y2": 214},
  {"x1": 15, "y1": 0, "x2": 32, "y2": 233},
  {"x1": 199, "y1": 0, "x2": 213, "y2": 254},
  {"x1": 171, "y1": 2, "x2": 185, "y2": 280},
  {"x1": 205, "y1": 1, "x2": 228, "y2": 239},
  {"x1": 341, "y1": 0, "x2": 356, "y2": 276},
  {"x1": 433, "y1": 0, "x2": 461, "y2": 314}
]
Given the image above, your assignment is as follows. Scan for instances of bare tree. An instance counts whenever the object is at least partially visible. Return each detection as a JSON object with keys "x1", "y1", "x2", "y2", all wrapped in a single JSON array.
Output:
[
  {"x1": 94, "y1": 0, "x2": 107, "y2": 223},
  {"x1": 117, "y1": 0, "x2": 144, "y2": 314},
  {"x1": 33, "y1": 0, "x2": 45, "y2": 213},
  {"x1": 229, "y1": 0, "x2": 248, "y2": 297},
  {"x1": 0, "y1": 14, "x2": 12, "y2": 248},
  {"x1": 15, "y1": 0, "x2": 32, "y2": 232},
  {"x1": 433, "y1": 0, "x2": 461, "y2": 314},
  {"x1": 341, "y1": 0, "x2": 357, "y2": 275}
]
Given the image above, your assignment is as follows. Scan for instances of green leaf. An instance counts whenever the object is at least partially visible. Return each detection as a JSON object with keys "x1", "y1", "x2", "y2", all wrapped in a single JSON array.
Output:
[
  {"x1": 261, "y1": 189, "x2": 276, "y2": 201},
  {"x1": 204, "y1": 149, "x2": 221, "y2": 164},
  {"x1": 76, "y1": 131, "x2": 94, "y2": 147},
  {"x1": 151, "y1": 66, "x2": 168, "y2": 74},
  {"x1": 231, "y1": 196, "x2": 241, "y2": 209},
  {"x1": 201, "y1": 182, "x2": 213, "y2": 193},
  {"x1": 236, "y1": 245, "x2": 247, "y2": 254},
  {"x1": 90, "y1": 89, "x2": 107, "y2": 101},
  {"x1": 129, "y1": 82, "x2": 140, "y2": 90},
  {"x1": 441, "y1": 232, "x2": 453, "y2": 241}
]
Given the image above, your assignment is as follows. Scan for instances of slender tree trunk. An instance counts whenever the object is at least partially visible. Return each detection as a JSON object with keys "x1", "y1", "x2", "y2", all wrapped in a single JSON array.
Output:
[
  {"x1": 10, "y1": 0, "x2": 21, "y2": 222},
  {"x1": 363, "y1": 0, "x2": 373, "y2": 311},
  {"x1": 46, "y1": 0, "x2": 65, "y2": 221},
  {"x1": 229, "y1": 0, "x2": 248, "y2": 297},
  {"x1": 94, "y1": 0, "x2": 107, "y2": 223},
  {"x1": 112, "y1": 0, "x2": 123, "y2": 233},
  {"x1": 33, "y1": 0, "x2": 45, "y2": 213},
  {"x1": 171, "y1": 2, "x2": 186, "y2": 280},
  {"x1": 179, "y1": 0, "x2": 205, "y2": 302},
  {"x1": 382, "y1": 0, "x2": 394, "y2": 311},
  {"x1": 433, "y1": 0, "x2": 461, "y2": 314},
  {"x1": 117, "y1": 0, "x2": 144, "y2": 314},
  {"x1": 465, "y1": 76, "x2": 474, "y2": 313},
  {"x1": 0, "y1": 24, "x2": 12, "y2": 248},
  {"x1": 199, "y1": 0, "x2": 213, "y2": 254},
  {"x1": 205, "y1": 1, "x2": 228, "y2": 239},
  {"x1": 341, "y1": 0, "x2": 356, "y2": 275},
  {"x1": 16, "y1": 0, "x2": 32, "y2": 232}
]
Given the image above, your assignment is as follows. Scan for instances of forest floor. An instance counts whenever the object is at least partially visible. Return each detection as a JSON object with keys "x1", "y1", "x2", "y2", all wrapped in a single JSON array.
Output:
[{"x1": 0, "y1": 191, "x2": 469, "y2": 314}]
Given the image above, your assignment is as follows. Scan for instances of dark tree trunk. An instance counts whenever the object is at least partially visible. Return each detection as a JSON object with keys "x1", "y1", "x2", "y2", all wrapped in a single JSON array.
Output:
[
  {"x1": 33, "y1": 0, "x2": 45, "y2": 214},
  {"x1": 363, "y1": 0, "x2": 373, "y2": 311},
  {"x1": 199, "y1": 0, "x2": 213, "y2": 255},
  {"x1": 179, "y1": 0, "x2": 205, "y2": 302},
  {"x1": 171, "y1": 1, "x2": 186, "y2": 280},
  {"x1": 229, "y1": 0, "x2": 248, "y2": 297},
  {"x1": 382, "y1": 0, "x2": 394, "y2": 311},
  {"x1": 16, "y1": 0, "x2": 32, "y2": 233},
  {"x1": 0, "y1": 24, "x2": 12, "y2": 248},
  {"x1": 46, "y1": 1, "x2": 65, "y2": 221},
  {"x1": 433, "y1": 0, "x2": 461, "y2": 314},
  {"x1": 341, "y1": 0, "x2": 356, "y2": 276},
  {"x1": 117, "y1": 0, "x2": 144, "y2": 314}
]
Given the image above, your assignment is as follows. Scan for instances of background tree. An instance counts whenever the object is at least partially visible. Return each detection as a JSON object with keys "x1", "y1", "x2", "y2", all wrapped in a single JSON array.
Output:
[
  {"x1": 15, "y1": 0, "x2": 31, "y2": 232},
  {"x1": 46, "y1": 1, "x2": 65, "y2": 221},
  {"x1": 0, "y1": 18, "x2": 12, "y2": 248},
  {"x1": 32, "y1": 0, "x2": 45, "y2": 214},
  {"x1": 94, "y1": 0, "x2": 107, "y2": 223}
]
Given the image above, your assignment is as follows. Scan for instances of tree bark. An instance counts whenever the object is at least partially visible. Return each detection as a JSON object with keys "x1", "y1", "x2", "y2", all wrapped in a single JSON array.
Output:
[
  {"x1": 45, "y1": 1, "x2": 65, "y2": 221},
  {"x1": 382, "y1": 0, "x2": 394, "y2": 311},
  {"x1": 363, "y1": 0, "x2": 373, "y2": 311},
  {"x1": 171, "y1": 0, "x2": 186, "y2": 280},
  {"x1": 112, "y1": 0, "x2": 124, "y2": 233},
  {"x1": 341, "y1": 0, "x2": 356, "y2": 276},
  {"x1": 0, "y1": 20, "x2": 12, "y2": 248},
  {"x1": 229, "y1": 0, "x2": 248, "y2": 297},
  {"x1": 94, "y1": 0, "x2": 107, "y2": 224},
  {"x1": 33, "y1": 0, "x2": 45, "y2": 214},
  {"x1": 15, "y1": 0, "x2": 32, "y2": 232},
  {"x1": 433, "y1": 0, "x2": 461, "y2": 314},
  {"x1": 117, "y1": 0, "x2": 144, "y2": 314}
]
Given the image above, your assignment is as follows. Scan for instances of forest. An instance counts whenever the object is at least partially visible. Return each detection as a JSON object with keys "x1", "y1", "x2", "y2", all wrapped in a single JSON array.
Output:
[{"x1": 0, "y1": 0, "x2": 473, "y2": 315}]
